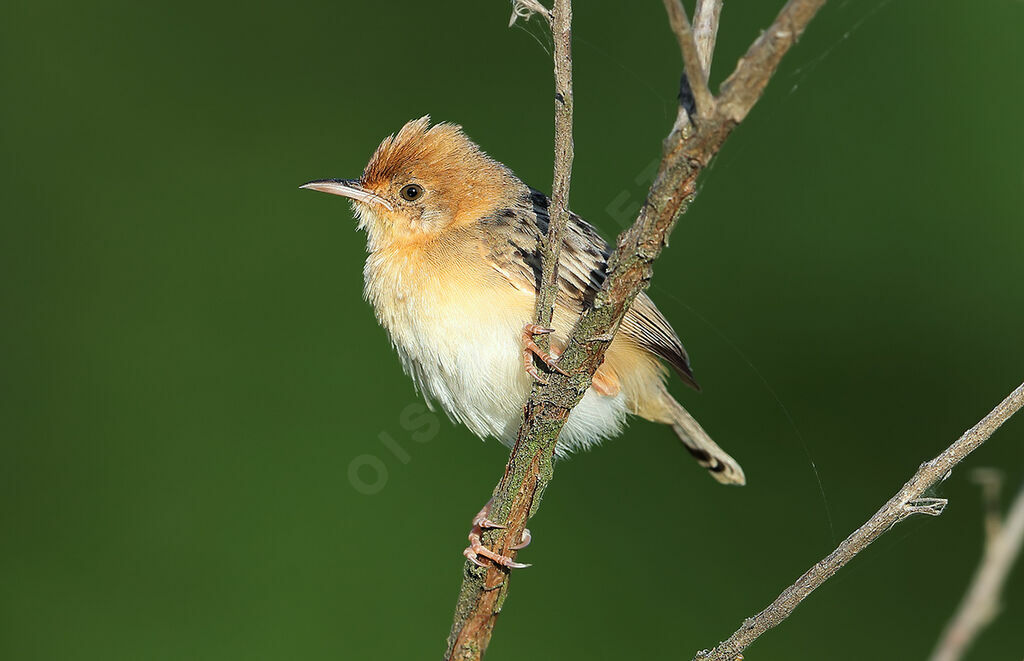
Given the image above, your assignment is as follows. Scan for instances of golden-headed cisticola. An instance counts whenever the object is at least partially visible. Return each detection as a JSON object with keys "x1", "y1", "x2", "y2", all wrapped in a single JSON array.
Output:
[{"x1": 302, "y1": 117, "x2": 744, "y2": 567}]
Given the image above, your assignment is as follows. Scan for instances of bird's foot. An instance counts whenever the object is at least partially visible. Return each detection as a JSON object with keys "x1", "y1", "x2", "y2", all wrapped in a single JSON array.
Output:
[
  {"x1": 463, "y1": 498, "x2": 532, "y2": 569},
  {"x1": 521, "y1": 323, "x2": 568, "y2": 383}
]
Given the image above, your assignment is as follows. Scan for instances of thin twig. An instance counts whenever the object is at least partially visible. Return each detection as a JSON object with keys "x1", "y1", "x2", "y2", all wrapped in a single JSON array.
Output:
[
  {"x1": 930, "y1": 480, "x2": 1024, "y2": 661},
  {"x1": 694, "y1": 382, "x2": 1024, "y2": 661},
  {"x1": 534, "y1": 0, "x2": 574, "y2": 340},
  {"x1": 693, "y1": 0, "x2": 723, "y2": 75},
  {"x1": 663, "y1": 0, "x2": 715, "y2": 120},
  {"x1": 444, "y1": 1, "x2": 826, "y2": 658}
]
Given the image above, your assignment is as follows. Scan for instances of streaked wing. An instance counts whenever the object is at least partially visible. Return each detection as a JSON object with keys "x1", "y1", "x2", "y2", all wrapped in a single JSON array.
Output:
[{"x1": 482, "y1": 188, "x2": 699, "y2": 390}]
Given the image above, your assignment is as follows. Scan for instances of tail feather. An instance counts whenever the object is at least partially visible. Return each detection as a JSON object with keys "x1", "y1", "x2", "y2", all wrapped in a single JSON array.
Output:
[{"x1": 663, "y1": 395, "x2": 746, "y2": 486}]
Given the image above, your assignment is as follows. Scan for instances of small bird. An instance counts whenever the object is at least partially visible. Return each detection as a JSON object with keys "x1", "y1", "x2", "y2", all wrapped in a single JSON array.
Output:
[{"x1": 302, "y1": 117, "x2": 744, "y2": 567}]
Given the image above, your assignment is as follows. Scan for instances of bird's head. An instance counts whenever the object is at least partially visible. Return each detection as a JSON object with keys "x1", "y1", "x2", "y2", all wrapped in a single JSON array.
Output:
[{"x1": 302, "y1": 116, "x2": 524, "y2": 249}]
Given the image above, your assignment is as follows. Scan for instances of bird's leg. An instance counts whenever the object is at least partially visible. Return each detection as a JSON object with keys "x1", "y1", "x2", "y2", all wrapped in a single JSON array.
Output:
[
  {"x1": 462, "y1": 498, "x2": 532, "y2": 569},
  {"x1": 521, "y1": 323, "x2": 569, "y2": 383}
]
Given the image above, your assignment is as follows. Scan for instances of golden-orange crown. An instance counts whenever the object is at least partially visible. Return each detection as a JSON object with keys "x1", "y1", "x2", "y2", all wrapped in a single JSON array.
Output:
[
  {"x1": 362, "y1": 117, "x2": 483, "y2": 187},
  {"x1": 359, "y1": 116, "x2": 526, "y2": 229}
]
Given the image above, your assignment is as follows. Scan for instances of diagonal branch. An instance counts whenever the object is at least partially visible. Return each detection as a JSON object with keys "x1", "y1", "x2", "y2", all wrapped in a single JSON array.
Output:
[
  {"x1": 445, "y1": 1, "x2": 827, "y2": 658},
  {"x1": 715, "y1": 0, "x2": 825, "y2": 123},
  {"x1": 444, "y1": 1, "x2": 572, "y2": 653},
  {"x1": 694, "y1": 382, "x2": 1024, "y2": 661}
]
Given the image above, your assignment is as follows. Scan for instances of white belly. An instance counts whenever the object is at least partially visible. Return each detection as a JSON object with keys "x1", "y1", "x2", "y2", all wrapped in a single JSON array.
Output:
[{"x1": 364, "y1": 254, "x2": 627, "y2": 456}]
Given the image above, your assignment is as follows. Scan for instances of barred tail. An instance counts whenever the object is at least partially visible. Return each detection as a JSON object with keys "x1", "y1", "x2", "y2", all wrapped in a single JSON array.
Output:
[{"x1": 665, "y1": 395, "x2": 746, "y2": 485}]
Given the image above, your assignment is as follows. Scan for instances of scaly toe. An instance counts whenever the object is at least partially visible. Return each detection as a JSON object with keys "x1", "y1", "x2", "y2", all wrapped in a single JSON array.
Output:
[
  {"x1": 463, "y1": 546, "x2": 488, "y2": 567},
  {"x1": 464, "y1": 541, "x2": 530, "y2": 569}
]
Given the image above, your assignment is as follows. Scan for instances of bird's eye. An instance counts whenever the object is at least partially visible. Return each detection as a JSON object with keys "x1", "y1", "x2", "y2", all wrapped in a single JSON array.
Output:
[{"x1": 399, "y1": 184, "x2": 423, "y2": 201}]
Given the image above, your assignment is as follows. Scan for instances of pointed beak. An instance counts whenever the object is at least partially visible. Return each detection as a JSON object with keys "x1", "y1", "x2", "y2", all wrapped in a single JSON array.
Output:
[{"x1": 299, "y1": 178, "x2": 393, "y2": 211}]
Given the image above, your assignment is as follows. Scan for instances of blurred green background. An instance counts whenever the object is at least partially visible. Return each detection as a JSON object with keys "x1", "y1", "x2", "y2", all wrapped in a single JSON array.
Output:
[{"x1": 2, "y1": 0, "x2": 1022, "y2": 659}]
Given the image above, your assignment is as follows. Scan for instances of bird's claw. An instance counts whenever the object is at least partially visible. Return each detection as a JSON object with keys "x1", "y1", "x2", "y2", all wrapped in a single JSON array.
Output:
[
  {"x1": 463, "y1": 537, "x2": 531, "y2": 569},
  {"x1": 462, "y1": 499, "x2": 532, "y2": 569},
  {"x1": 522, "y1": 323, "x2": 569, "y2": 382}
]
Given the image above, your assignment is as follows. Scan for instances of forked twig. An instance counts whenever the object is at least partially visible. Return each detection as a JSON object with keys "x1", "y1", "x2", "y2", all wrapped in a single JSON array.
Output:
[{"x1": 663, "y1": 0, "x2": 715, "y2": 119}]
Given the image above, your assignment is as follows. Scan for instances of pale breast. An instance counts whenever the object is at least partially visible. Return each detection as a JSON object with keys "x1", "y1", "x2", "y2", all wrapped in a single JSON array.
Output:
[
  {"x1": 360, "y1": 235, "x2": 630, "y2": 453},
  {"x1": 362, "y1": 241, "x2": 535, "y2": 440}
]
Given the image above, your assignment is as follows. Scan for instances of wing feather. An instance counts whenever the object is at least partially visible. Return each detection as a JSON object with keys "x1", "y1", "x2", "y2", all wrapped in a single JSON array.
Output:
[{"x1": 482, "y1": 188, "x2": 699, "y2": 390}]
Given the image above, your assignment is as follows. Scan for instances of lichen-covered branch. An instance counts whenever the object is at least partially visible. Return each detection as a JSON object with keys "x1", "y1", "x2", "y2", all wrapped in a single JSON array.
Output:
[
  {"x1": 559, "y1": 0, "x2": 826, "y2": 395},
  {"x1": 694, "y1": 382, "x2": 1024, "y2": 661},
  {"x1": 444, "y1": 1, "x2": 572, "y2": 653},
  {"x1": 444, "y1": 2, "x2": 827, "y2": 658}
]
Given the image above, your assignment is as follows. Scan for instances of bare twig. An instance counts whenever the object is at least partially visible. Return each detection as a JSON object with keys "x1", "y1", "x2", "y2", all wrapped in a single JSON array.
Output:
[
  {"x1": 445, "y1": 2, "x2": 826, "y2": 658},
  {"x1": 694, "y1": 382, "x2": 1024, "y2": 661},
  {"x1": 693, "y1": 0, "x2": 724, "y2": 75},
  {"x1": 930, "y1": 479, "x2": 1024, "y2": 661},
  {"x1": 663, "y1": 0, "x2": 715, "y2": 120},
  {"x1": 534, "y1": 0, "x2": 574, "y2": 340}
]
